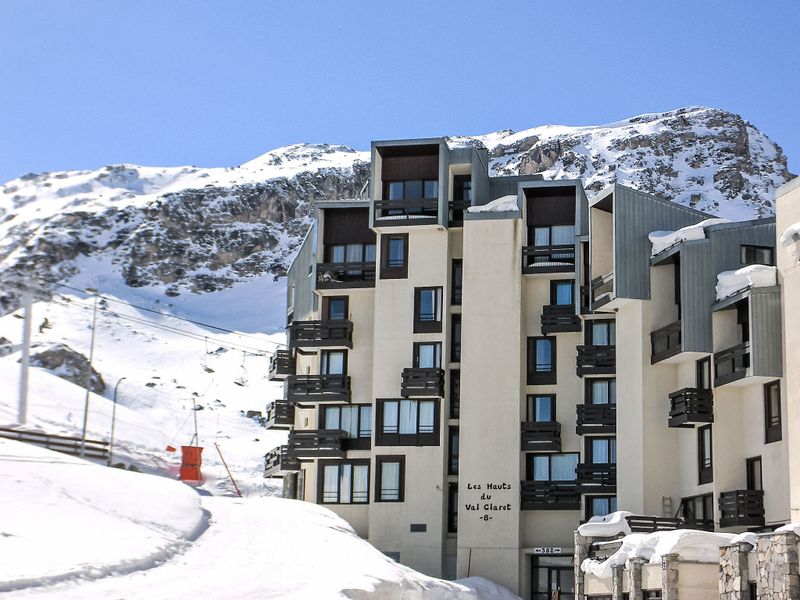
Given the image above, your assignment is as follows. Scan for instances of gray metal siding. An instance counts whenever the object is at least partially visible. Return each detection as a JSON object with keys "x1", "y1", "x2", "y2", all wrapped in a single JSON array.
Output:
[
  {"x1": 470, "y1": 147, "x2": 490, "y2": 206},
  {"x1": 750, "y1": 287, "x2": 783, "y2": 378},
  {"x1": 286, "y1": 223, "x2": 317, "y2": 322}
]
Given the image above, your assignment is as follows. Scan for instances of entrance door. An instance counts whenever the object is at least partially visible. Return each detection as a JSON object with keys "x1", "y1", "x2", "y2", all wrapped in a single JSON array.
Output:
[{"x1": 531, "y1": 556, "x2": 574, "y2": 600}]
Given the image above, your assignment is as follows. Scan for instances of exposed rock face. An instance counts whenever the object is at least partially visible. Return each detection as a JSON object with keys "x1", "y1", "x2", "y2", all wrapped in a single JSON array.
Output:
[
  {"x1": 27, "y1": 343, "x2": 105, "y2": 394},
  {"x1": 0, "y1": 107, "x2": 793, "y2": 315}
]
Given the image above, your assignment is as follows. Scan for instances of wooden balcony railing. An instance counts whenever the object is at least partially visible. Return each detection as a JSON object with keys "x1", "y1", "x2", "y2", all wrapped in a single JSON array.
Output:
[
  {"x1": 576, "y1": 404, "x2": 616, "y2": 435},
  {"x1": 576, "y1": 345, "x2": 616, "y2": 376},
  {"x1": 316, "y1": 261, "x2": 376, "y2": 289},
  {"x1": 285, "y1": 374, "x2": 351, "y2": 404},
  {"x1": 373, "y1": 199, "x2": 438, "y2": 224},
  {"x1": 521, "y1": 421, "x2": 562, "y2": 452},
  {"x1": 541, "y1": 304, "x2": 581, "y2": 334},
  {"x1": 650, "y1": 320, "x2": 682, "y2": 364},
  {"x1": 668, "y1": 388, "x2": 713, "y2": 428},
  {"x1": 522, "y1": 245, "x2": 575, "y2": 274},
  {"x1": 521, "y1": 481, "x2": 581, "y2": 510},
  {"x1": 625, "y1": 515, "x2": 683, "y2": 533},
  {"x1": 577, "y1": 463, "x2": 617, "y2": 492},
  {"x1": 264, "y1": 400, "x2": 295, "y2": 430},
  {"x1": 401, "y1": 368, "x2": 445, "y2": 398},
  {"x1": 268, "y1": 349, "x2": 295, "y2": 381},
  {"x1": 287, "y1": 429, "x2": 347, "y2": 459},
  {"x1": 264, "y1": 445, "x2": 300, "y2": 477},
  {"x1": 719, "y1": 489, "x2": 765, "y2": 528},
  {"x1": 289, "y1": 320, "x2": 353, "y2": 348},
  {"x1": 448, "y1": 199, "x2": 471, "y2": 226},
  {"x1": 714, "y1": 342, "x2": 750, "y2": 387},
  {"x1": 591, "y1": 272, "x2": 614, "y2": 308}
]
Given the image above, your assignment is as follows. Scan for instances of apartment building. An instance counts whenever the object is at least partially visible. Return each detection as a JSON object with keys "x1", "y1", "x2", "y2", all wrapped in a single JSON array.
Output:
[{"x1": 264, "y1": 136, "x2": 793, "y2": 599}]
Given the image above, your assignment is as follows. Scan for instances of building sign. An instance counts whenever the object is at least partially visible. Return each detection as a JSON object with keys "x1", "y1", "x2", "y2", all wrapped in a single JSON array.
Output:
[
  {"x1": 464, "y1": 481, "x2": 514, "y2": 522},
  {"x1": 533, "y1": 547, "x2": 563, "y2": 555}
]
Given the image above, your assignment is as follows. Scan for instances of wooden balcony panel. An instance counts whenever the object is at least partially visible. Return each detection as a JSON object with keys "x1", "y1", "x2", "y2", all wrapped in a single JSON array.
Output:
[
  {"x1": 401, "y1": 368, "x2": 444, "y2": 398},
  {"x1": 285, "y1": 374, "x2": 351, "y2": 404},
  {"x1": 651, "y1": 320, "x2": 682, "y2": 364},
  {"x1": 521, "y1": 421, "x2": 562, "y2": 452}
]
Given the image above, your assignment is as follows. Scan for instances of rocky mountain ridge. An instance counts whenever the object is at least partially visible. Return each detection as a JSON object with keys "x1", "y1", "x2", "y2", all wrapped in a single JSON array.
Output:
[{"x1": 0, "y1": 106, "x2": 793, "y2": 315}]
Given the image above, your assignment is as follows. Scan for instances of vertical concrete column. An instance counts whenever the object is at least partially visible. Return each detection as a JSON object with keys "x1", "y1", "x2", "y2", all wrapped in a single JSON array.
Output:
[
  {"x1": 661, "y1": 553, "x2": 679, "y2": 600},
  {"x1": 757, "y1": 532, "x2": 800, "y2": 600},
  {"x1": 612, "y1": 564, "x2": 625, "y2": 600},
  {"x1": 720, "y1": 543, "x2": 753, "y2": 600},
  {"x1": 628, "y1": 557, "x2": 644, "y2": 600},
  {"x1": 574, "y1": 531, "x2": 593, "y2": 600}
]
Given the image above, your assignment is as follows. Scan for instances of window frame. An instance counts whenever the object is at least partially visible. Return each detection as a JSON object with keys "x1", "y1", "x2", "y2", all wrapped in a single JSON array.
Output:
[
  {"x1": 376, "y1": 398, "x2": 440, "y2": 446},
  {"x1": 698, "y1": 425, "x2": 713, "y2": 485},
  {"x1": 447, "y1": 481, "x2": 458, "y2": 533},
  {"x1": 317, "y1": 459, "x2": 370, "y2": 505},
  {"x1": 320, "y1": 349, "x2": 348, "y2": 375},
  {"x1": 380, "y1": 233, "x2": 409, "y2": 279},
  {"x1": 526, "y1": 452, "x2": 579, "y2": 482},
  {"x1": 319, "y1": 404, "x2": 372, "y2": 450},
  {"x1": 448, "y1": 426, "x2": 459, "y2": 475},
  {"x1": 696, "y1": 357, "x2": 712, "y2": 390},
  {"x1": 585, "y1": 436, "x2": 617, "y2": 465},
  {"x1": 586, "y1": 319, "x2": 615, "y2": 346},
  {"x1": 550, "y1": 280, "x2": 575, "y2": 306},
  {"x1": 527, "y1": 336, "x2": 557, "y2": 385},
  {"x1": 680, "y1": 492, "x2": 714, "y2": 527},
  {"x1": 375, "y1": 455, "x2": 406, "y2": 502},
  {"x1": 585, "y1": 378, "x2": 616, "y2": 405},
  {"x1": 764, "y1": 380, "x2": 782, "y2": 444},
  {"x1": 413, "y1": 286, "x2": 443, "y2": 333},
  {"x1": 740, "y1": 244, "x2": 774, "y2": 266},
  {"x1": 585, "y1": 495, "x2": 618, "y2": 521},
  {"x1": 413, "y1": 341, "x2": 442, "y2": 369},
  {"x1": 449, "y1": 369, "x2": 460, "y2": 419},
  {"x1": 451, "y1": 259, "x2": 463, "y2": 305},
  {"x1": 526, "y1": 394, "x2": 556, "y2": 422},
  {"x1": 746, "y1": 456, "x2": 763, "y2": 491},
  {"x1": 322, "y1": 296, "x2": 349, "y2": 321},
  {"x1": 450, "y1": 314, "x2": 461, "y2": 363}
]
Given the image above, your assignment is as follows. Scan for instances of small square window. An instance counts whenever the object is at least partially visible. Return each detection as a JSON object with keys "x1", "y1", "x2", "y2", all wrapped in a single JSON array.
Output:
[
  {"x1": 380, "y1": 234, "x2": 408, "y2": 279},
  {"x1": 414, "y1": 287, "x2": 443, "y2": 333}
]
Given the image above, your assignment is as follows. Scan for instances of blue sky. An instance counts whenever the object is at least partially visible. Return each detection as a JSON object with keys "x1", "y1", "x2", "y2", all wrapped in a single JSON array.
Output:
[{"x1": 1, "y1": 1, "x2": 798, "y2": 182}]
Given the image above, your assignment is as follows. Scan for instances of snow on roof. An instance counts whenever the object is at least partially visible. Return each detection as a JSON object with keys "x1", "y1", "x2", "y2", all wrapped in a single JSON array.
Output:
[
  {"x1": 775, "y1": 523, "x2": 800, "y2": 536},
  {"x1": 648, "y1": 218, "x2": 729, "y2": 257},
  {"x1": 577, "y1": 511, "x2": 633, "y2": 538},
  {"x1": 467, "y1": 195, "x2": 519, "y2": 213},
  {"x1": 581, "y1": 529, "x2": 745, "y2": 579},
  {"x1": 715, "y1": 264, "x2": 777, "y2": 301}
]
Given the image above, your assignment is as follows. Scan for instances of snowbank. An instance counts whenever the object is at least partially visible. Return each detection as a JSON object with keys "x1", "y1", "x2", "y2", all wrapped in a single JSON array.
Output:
[
  {"x1": 581, "y1": 529, "x2": 743, "y2": 579},
  {"x1": 780, "y1": 221, "x2": 800, "y2": 260},
  {"x1": 0, "y1": 438, "x2": 206, "y2": 592},
  {"x1": 715, "y1": 265, "x2": 777, "y2": 300},
  {"x1": 648, "y1": 218, "x2": 729, "y2": 256},
  {"x1": 775, "y1": 523, "x2": 800, "y2": 535},
  {"x1": 466, "y1": 195, "x2": 518, "y2": 213},
  {"x1": 577, "y1": 511, "x2": 633, "y2": 537}
]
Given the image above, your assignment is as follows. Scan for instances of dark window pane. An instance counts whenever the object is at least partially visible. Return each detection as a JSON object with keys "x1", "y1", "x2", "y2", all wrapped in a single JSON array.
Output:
[
  {"x1": 405, "y1": 180, "x2": 423, "y2": 199},
  {"x1": 388, "y1": 238, "x2": 405, "y2": 267},
  {"x1": 388, "y1": 182, "x2": 404, "y2": 200},
  {"x1": 535, "y1": 339, "x2": 553, "y2": 372},
  {"x1": 424, "y1": 180, "x2": 438, "y2": 199},
  {"x1": 328, "y1": 298, "x2": 347, "y2": 320}
]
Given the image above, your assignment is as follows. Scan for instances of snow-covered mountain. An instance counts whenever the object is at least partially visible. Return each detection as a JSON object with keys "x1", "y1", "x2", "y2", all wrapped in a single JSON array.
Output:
[{"x1": 0, "y1": 106, "x2": 793, "y2": 317}]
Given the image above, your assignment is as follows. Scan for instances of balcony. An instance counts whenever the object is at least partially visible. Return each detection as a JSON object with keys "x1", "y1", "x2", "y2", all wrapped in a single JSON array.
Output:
[
  {"x1": 264, "y1": 445, "x2": 300, "y2": 477},
  {"x1": 714, "y1": 342, "x2": 750, "y2": 387},
  {"x1": 591, "y1": 272, "x2": 614, "y2": 309},
  {"x1": 401, "y1": 368, "x2": 445, "y2": 398},
  {"x1": 287, "y1": 429, "x2": 347, "y2": 459},
  {"x1": 268, "y1": 349, "x2": 295, "y2": 381},
  {"x1": 625, "y1": 515, "x2": 683, "y2": 533},
  {"x1": 576, "y1": 345, "x2": 616, "y2": 376},
  {"x1": 577, "y1": 463, "x2": 617, "y2": 492},
  {"x1": 448, "y1": 199, "x2": 471, "y2": 227},
  {"x1": 541, "y1": 305, "x2": 581, "y2": 334},
  {"x1": 289, "y1": 320, "x2": 353, "y2": 349},
  {"x1": 650, "y1": 320, "x2": 682, "y2": 364},
  {"x1": 264, "y1": 400, "x2": 294, "y2": 430},
  {"x1": 316, "y1": 261, "x2": 376, "y2": 289},
  {"x1": 719, "y1": 489, "x2": 765, "y2": 529},
  {"x1": 668, "y1": 388, "x2": 713, "y2": 428},
  {"x1": 373, "y1": 199, "x2": 438, "y2": 226},
  {"x1": 285, "y1": 375, "x2": 351, "y2": 404},
  {"x1": 521, "y1": 421, "x2": 562, "y2": 452},
  {"x1": 522, "y1": 245, "x2": 575, "y2": 274},
  {"x1": 575, "y1": 404, "x2": 616, "y2": 435},
  {"x1": 521, "y1": 481, "x2": 581, "y2": 510}
]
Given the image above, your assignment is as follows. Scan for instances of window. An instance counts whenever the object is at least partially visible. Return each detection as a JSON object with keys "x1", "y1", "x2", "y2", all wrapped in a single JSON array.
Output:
[
  {"x1": 747, "y1": 456, "x2": 763, "y2": 491},
  {"x1": 323, "y1": 296, "x2": 348, "y2": 321},
  {"x1": 385, "y1": 179, "x2": 438, "y2": 200},
  {"x1": 680, "y1": 493, "x2": 713, "y2": 528},
  {"x1": 376, "y1": 456, "x2": 405, "y2": 502},
  {"x1": 447, "y1": 482, "x2": 458, "y2": 533},
  {"x1": 586, "y1": 495, "x2": 617, "y2": 520},
  {"x1": 319, "y1": 460, "x2": 369, "y2": 504},
  {"x1": 377, "y1": 399, "x2": 440, "y2": 446},
  {"x1": 643, "y1": 591, "x2": 662, "y2": 600},
  {"x1": 448, "y1": 426, "x2": 459, "y2": 475},
  {"x1": 764, "y1": 381, "x2": 782, "y2": 443},
  {"x1": 450, "y1": 370, "x2": 460, "y2": 419},
  {"x1": 320, "y1": 350, "x2": 347, "y2": 375},
  {"x1": 414, "y1": 287, "x2": 443, "y2": 333},
  {"x1": 698, "y1": 425, "x2": 713, "y2": 484},
  {"x1": 327, "y1": 243, "x2": 376, "y2": 265},
  {"x1": 531, "y1": 555, "x2": 574, "y2": 600},
  {"x1": 527, "y1": 337, "x2": 556, "y2": 385},
  {"x1": 586, "y1": 437, "x2": 616, "y2": 464},
  {"x1": 551, "y1": 280, "x2": 574, "y2": 306},
  {"x1": 696, "y1": 357, "x2": 712, "y2": 390},
  {"x1": 741, "y1": 245, "x2": 774, "y2": 266},
  {"x1": 380, "y1": 234, "x2": 408, "y2": 279},
  {"x1": 451, "y1": 259, "x2": 463, "y2": 305},
  {"x1": 526, "y1": 395, "x2": 556, "y2": 422},
  {"x1": 321, "y1": 404, "x2": 372, "y2": 449},
  {"x1": 451, "y1": 315, "x2": 461, "y2": 362},
  {"x1": 413, "y1": 342, "x2": 441, "y2": 369},
  {"x1": 586, "y1": 379, "x2": 616, "y2": 405},
  {"x1": 450, "y1": 175, "x2": 471, "y2": 225},
  {"x1": 588, "y1": 320, "x2": 615, "y2": 346},
  {"x1": 531, "y1": 225, "x2": 576, "y2": 264},
  {"x1": 528, "y1": 453, "x2": 579, "y2": 481}
]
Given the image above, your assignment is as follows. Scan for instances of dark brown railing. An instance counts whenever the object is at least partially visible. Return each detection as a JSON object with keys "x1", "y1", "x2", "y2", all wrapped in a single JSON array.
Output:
[
  {"x1": 521, "y1": 421, "x2": 562, "y2": 452},
  {"x1": 285, "y1": 374, "x2": 351, "y2": 403},
  {"x1": 287, "y1": 429, "x2": 347, "y2": 459},
  {"x1": 264, "y1": 445, "x2": 300, "y2": 477},
  {"x1": 401, "y1": 368, "x2": 445, "y2": 398},
  {"x1": 591, "y1": 272, "x2": 614, "y2": 308},
  {"x1": 521, "y1": 481, "x2": 581, "y2": 510},
  {"x1": 268, "y1": 349, "x2": 296, "y2": 381},
  {"x1": 625, "y1": 515, "x2": 683, "y2": 533},
  {"x1": 522, "y1": 245, "x2": 575, "y2": 274},
  {"x1": 264, "y1": 400, "x2": 295, "y2": 429},
  {"x1": 577, "y1": 463, "x2": 617, "y2": 492},
  {"x1": 289, "y1": 320, "x2": 353, "y2": 348},
  {"x1": 668, "y1": 388, "x2": 713, "y2": 428},
  {"x1": 541, "y1": 304, "x2": 581, "y2": 334},
  {"x1": 576, "y1": 404, "x2": 616, "y2": 435},
  {"x1": 576, "y1": 345, "x2": 616, "y2": 376},
  {"x1": 651, "y1": 320, "x2": 682, "y2": 364},
  {"x1": 316, "y1": 262, "x2": 376, "y2": 289},
  {"x1": 714, "y1": 342, "x2": 750, "y2": 387},
  {"x1": 374, "y1": 199, "x2": 438, "y2": 223},
  {"x1": 719, "y1": 489, "x2": 765, "y2": 528}
]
